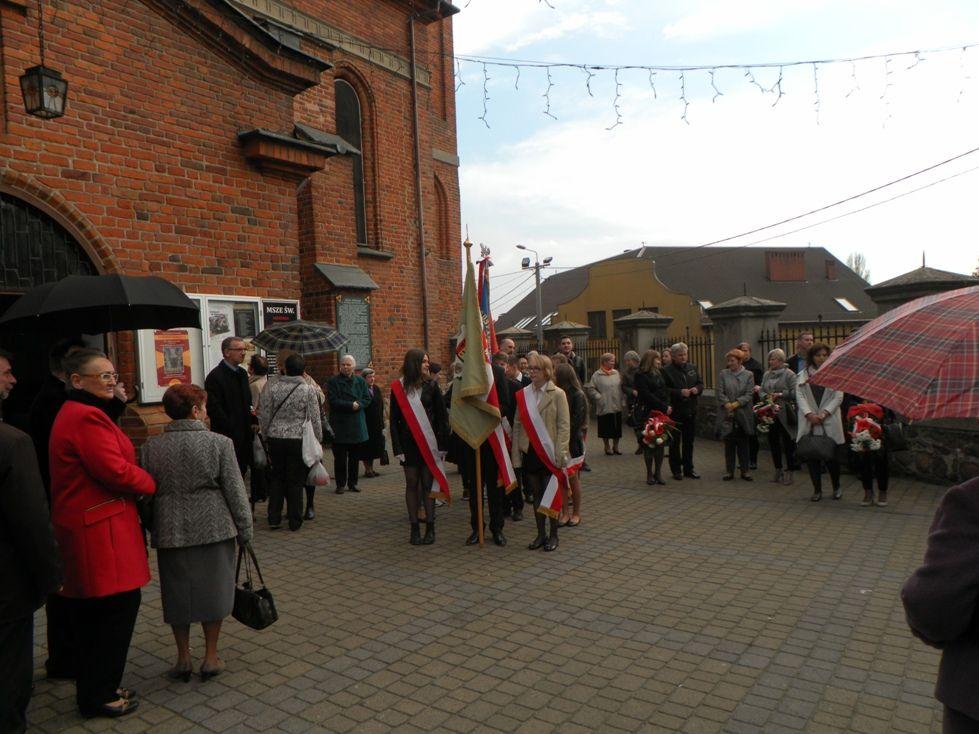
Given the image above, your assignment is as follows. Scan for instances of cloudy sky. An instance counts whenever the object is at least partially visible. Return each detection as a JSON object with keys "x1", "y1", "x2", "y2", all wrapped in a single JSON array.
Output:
[{"x1": 450, "y1": 0, "x2": 979, "y2": 316}]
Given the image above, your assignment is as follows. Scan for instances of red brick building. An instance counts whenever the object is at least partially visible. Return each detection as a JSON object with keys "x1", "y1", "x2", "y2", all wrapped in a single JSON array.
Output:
[{"x1": 0, "y1": 0, "x2": 462, "y2": 436}]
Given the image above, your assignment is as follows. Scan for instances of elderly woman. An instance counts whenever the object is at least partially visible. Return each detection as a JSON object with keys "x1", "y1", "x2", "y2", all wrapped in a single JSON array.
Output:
[
  {"x1": 326, "y1": 354, "x2": 371, "y2": 495},
  {"x1": 141, "y1": 384, "x2": 253, "y2": 682},
  {"x1": 259, "y1": 354, "x2": 323, "y2": 530},
  {"x1": 634, "y1": 349, "x2": 671, "y2": 485},
  {"x1": 619, "y1": 350, "x2": 641, "y2": 454},
  {"x1": 585, "y1": 353, "x2": 625, "y2": 455},
  {"x1": 716, "y1": 348, "x2": 755, "y2": 481},
  {"x1": 797, "y1": 344, "x2": 845, "y2": 501},
  {"x1": 360, "y1": 368, "x2": 386, "y2": 479},
  {"x1": 512, "y1": 353, "x2": 570, "y2": 552},
  {"x1": 759, "y1": 348, "x2": 798, "y2": 485},
  {"x1": 49, "y1": 349, "x2": 156, "y2": 718}
]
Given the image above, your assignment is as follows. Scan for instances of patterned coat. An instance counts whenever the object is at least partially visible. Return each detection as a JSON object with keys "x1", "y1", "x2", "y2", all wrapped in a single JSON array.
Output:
[
  {"x1": 715, "y1": 368, "x2": 755, "y2": 439},
  {"x1": 760, "y1": 366, "x2": 798, "y2": 432},
  {"x1": 141, "y1": 420, "x2": 253, "y2": 549}
]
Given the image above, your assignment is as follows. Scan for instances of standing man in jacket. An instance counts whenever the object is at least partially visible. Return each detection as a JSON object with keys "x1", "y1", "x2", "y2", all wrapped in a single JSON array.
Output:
[
  {"x1": 204, "y1": 337, "x2": 253, "y2": 475},
  {"x1": 663, "y1": 342, "x2": 704, "y2": 481},
  {"x1": 327, "y1": 355, "x2": 372, "y2": 495},
  {"x1": 0, "y1": 349, "x2": 63, "y2": 733},
  {"x1": 557, "y1": 335, "x2": 587, "y2": 386},
  {"x1": 786, "y1": 332, "x2": 814, "y2": 375}
]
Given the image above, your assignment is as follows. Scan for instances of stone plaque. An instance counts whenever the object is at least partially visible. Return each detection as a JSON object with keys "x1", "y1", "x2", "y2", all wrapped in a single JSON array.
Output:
[{"x1": 336, "y1": 294, "x2": 372, "y2": 368}]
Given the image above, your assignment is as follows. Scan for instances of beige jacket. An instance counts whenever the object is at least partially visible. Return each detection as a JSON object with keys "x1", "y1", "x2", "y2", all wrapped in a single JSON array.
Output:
[
  {"x1": 511, "y1": 382, "x2": 570, "y2": 469},
  {"x1": 585, "y1": 369, "x2": 625, "y2": 416}
]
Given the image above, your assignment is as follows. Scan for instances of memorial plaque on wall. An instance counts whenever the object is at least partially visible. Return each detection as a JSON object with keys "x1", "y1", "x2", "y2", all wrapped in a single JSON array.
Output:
[{"x1": 336, "y1": 294, "x2": 372, "y2": 368}]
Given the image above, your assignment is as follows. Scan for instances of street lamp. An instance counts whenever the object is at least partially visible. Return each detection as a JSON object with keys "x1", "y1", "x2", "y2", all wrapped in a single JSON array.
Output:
[
  {"x1": 517, "y1": 244, "x2": 552, "y2": 350},
  {"x1": 20, "y1": 0, "x2": 68, "y2": 120}
]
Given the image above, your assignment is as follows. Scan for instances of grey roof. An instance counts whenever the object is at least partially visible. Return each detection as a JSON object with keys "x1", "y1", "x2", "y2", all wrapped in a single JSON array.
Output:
[
  {"x1": 496, "y1": 246, "x2": 874, "y2": 329},
  {"x1": 314, "y1": 263, "x2": 379, "y2": 291},
  {"x1": 613, "y1": 309, "x2": 673, "y2": 324},
  {"x1": 294, "y1": 123, "x2": 360, "y2": 156},
  {"x1": 867, "y1": 265, "x2": 978, "y2": 290}
]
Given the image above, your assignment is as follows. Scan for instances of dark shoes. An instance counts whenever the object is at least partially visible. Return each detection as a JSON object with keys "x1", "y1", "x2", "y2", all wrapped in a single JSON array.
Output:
[
  {"x1": 348, "y1": 486, "x2": 361, "y2": 493},
  {"x1": 511, "y1": 509, "x2": 523, "y2": 522},
  {"x1": 634, "y1": 445, "x2": 643, "y2": 455},
  {"x1": 722, "y1": 474, "x2": 735, "y2": 481},
  {"x1": 544, "y1": 534, "x2": 559, "y2": 552},
  {"x1": 740, "y1": 472, "x2": 753, "y2": 482},
  {"x1": 288, "y1": 519, "x2": 302, "y2": 531},
  {"x1": 335, "y1": 486, "x2": 345, "y2": 495},
  {"x1": 653, "y1": 475, "x2": 666, "y2": 486},
  {"x1": 811, "y1": 491, "x2": 822, "y2": 502},
  {"x1": 466, "y1": 530, "x2": 480, "y2": 546},
  {"x1": 832, "y1": 486, "x2": 842, "y2": 500},
  {"x1": 672, "y1": 473, "x2": 683, "y2": 481},
  {"x1": 303, "y1": 507, "x2": 315, "y2": 521},
  {"x1": 492, "y1": 530, "x2": 507, "y2": 547},
  {"x1": 528, "y1": 534, "x2": 546, "y2": 550},
  {"x1": 410, "y1": 524, "x2": 422, "y2": 545},
  {"x1": 581, "y1": 462, "x2": 591, "y2": 472},
  {"x1": 422, "y1": 523, "x2": 435, "y2": 545},
  {"x1": 684, "y1": 471, "x2": 700, "y2": 479},
  {"x1": 167, "y1": 665, "x2": 192, "y2": 683},
  {"x1": 84, "y1": 699, "x2": 139, "y2": 719}
]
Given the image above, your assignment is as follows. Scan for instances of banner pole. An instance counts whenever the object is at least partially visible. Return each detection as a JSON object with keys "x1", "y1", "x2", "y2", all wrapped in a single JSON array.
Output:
[{"x1": 476, "y1": 445, "x2": 484, "y2": 547}]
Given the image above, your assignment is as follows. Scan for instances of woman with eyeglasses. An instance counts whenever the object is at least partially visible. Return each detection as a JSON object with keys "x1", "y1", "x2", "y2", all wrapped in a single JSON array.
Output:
[{"x1": 48, "y1": 349, "x2": 156, "y2": 719}]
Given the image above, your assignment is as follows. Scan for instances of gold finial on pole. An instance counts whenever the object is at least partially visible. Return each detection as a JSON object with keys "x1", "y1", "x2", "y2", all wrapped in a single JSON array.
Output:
[{"x1": 464, "y1": 237, "x2": 473, "y2": 250}]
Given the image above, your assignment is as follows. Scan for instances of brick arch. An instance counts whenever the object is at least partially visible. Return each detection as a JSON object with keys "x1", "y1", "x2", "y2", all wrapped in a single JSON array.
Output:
[
  {"x1": 0, "y1": 168, "x2": 118, "y2": 276},
  {"x1": 433, "y1": 173, "x2": 451, "y2": 259},
  {"x1": 332, "y1": 62, "x2": 382, "y2": 246}
]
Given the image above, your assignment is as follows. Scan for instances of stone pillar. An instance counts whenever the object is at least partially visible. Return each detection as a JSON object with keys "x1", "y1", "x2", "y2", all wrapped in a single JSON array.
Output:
[
  {"x1": 706, "y1": 297, "x2": 786, "y2": 378},
  {"x1": 613, "y1": 310, "x2": 674, "y2": 353}
]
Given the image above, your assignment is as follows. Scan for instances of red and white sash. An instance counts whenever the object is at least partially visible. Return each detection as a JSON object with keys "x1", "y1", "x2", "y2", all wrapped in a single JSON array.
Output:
[
  {"x1": 487, "y1": 369, "x2": 518, "y2": 493},
  {"x1": 391, "y1": 379, "x2": 451, "y2": 503},
  {"x1": 515, "y1": 385, "x2": 584, "y2": 518}
]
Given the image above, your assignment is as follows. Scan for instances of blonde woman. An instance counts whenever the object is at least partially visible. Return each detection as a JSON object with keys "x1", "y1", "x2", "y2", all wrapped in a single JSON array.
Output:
[{"x1": 585, "y1": 353, "x2": 624, "y2": 455}]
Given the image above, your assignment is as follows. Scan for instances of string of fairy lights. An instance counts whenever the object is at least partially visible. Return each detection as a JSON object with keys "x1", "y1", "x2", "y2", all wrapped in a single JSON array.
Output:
[{"x1": 449, "y1": 42, "x2": 979, "y2": 129}]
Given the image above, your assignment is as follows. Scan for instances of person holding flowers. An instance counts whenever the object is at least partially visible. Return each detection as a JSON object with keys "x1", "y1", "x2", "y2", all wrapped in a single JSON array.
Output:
[
  {"x1": 759, "y1": 348, "x2": 798, "y2": 485},
  {"x1": 845, "y1": 400, "x2": 892, "y2": 507},
  {"x1": 715, "y1": 348, "x2": 755, "y2": 481},
  {"x1": 633, "y1": 349, "x2": 672, "y2": 485}
]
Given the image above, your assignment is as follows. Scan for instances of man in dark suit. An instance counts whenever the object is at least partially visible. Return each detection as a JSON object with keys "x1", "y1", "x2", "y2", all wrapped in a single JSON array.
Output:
[
  {"x1": 663, "y1": 342, "x2": 704, "y2": 481},
  {"x1": 204, "y1": 336, "x2": 254, "y2": 474},
  {"x1": 739, "y1": 342, "x2": 764, "y2": 470},
  {"x1": 466, "y1": 361, "x2": 513, "y2": 546},
  {"x1": 0, "y1": 349, "x2": 64, "y2": 734},
  {"x1": 786, "y1": 332, "x2": 814, "y2": 375},
  {"x1": 902, "y1": 477, "x2": 979, "y2": 732}
]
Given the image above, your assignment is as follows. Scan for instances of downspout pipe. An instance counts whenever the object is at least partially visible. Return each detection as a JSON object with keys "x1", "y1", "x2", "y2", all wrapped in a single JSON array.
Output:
[{"x1": 408, "y1": 12, "x2": 431, "y2": 352}]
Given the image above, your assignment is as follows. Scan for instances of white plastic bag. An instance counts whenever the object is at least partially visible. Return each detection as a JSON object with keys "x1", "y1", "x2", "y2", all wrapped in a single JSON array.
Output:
[
  {"x1": 252, "y1": 433, "x2": 268, "y2": 470},
  {"x1": 306, "y1": 461, "x2": 331, "y2": 487},
  {"x1": 301, "y1": 418, "x2": 322, "y2": 467}
]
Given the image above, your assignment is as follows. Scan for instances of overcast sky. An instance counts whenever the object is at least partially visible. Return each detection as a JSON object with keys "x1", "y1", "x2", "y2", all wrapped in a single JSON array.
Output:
[{"x1": 450, "y1": 0, "x2": 979, "y2": 316}]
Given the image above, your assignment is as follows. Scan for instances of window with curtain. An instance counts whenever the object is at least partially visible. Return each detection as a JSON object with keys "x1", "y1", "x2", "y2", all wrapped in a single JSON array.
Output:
[{"x1": 334, "y1": 79, "x2": 368, "y2": 245}]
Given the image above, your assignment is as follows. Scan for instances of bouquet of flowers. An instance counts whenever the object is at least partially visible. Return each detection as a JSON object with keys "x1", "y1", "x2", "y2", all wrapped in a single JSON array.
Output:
[
  {"x1": 752, "y1": 395, "x2": 781, "y2": 433},
  {"x1": 642, "y1": 411, "x2": 676, "y2": 448},
  {"x1": 846, "y1": 403, "x2": 883, "y2": 453}
]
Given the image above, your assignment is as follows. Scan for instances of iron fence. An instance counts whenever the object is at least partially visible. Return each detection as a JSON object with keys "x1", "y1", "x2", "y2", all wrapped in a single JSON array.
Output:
[
  {"x1": 582, "y1": 334, "x2": 715, "y2": 389},
  {"x1": 759, "y1": 323, "x2": 866, "y2": 361},
  {"x1": 582, "y1": 338, "x2": 620, "y2": 375}
]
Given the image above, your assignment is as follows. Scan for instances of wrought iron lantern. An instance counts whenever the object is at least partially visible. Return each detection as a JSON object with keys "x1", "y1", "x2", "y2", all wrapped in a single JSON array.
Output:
[{"x1": 19, "y1": 0, "x2": 68, "y2": 119}]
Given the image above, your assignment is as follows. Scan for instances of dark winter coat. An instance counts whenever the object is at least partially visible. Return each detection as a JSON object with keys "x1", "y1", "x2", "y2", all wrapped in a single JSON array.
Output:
[
  {"x1": 362, "y1": 384, "x2": 386, "y2": 460},
  {"x1": 634, "y1": 369, "x2": 671, "y2": 419},
  {"x1": 663, "y1": 362, "x2": 704, "y2": 418},
  {"x1": 326, "y1": 373, "x2": 372, "y2": 445},
  {"x1": 204, "y1": 361, "x2": 254, "y2": 472}
]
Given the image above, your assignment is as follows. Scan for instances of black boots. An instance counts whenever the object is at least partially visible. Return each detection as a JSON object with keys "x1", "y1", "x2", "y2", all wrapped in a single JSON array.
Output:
[
  {"x1": 644, "y1": 455, "x2": 655, "y2": 485},
  {"x1": 528, "y1": 513, "x2": 546, "y2": 550},
  {"x1": 410, "y1": 523, "x2": 422, "y2": 545},
  {"x1": 422, "y1": 522, "x2": 435, "y2": 545},
  {"x1": 544, "y1": 518, "x2": 559, "y2": 552}
]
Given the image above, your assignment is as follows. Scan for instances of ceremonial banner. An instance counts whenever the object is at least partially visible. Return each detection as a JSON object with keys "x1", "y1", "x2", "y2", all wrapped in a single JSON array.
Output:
[
  {"x1": 515, "y1": 385, "x2": 584, "y2": 518},
  {"x1": 477, "y1": 256, "x2": 499, "y2": 354},
  {"x1": 391, "y1": 379, "x2": 451, "y2": 503}
]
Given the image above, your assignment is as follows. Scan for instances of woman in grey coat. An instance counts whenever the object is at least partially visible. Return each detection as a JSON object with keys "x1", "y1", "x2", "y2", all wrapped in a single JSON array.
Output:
[
  {"x1": 585, "y1": 353, "x2": 625, "y2": 455},
  {"x1": 141, "y1": 384, "x2": 253, "y2": 682},
  {"x1": 715, "y1": 348, "x2": 755, "y2": 481},
  {"x1": 759, "y1": 348, "x2": 798, "y2": 485}
]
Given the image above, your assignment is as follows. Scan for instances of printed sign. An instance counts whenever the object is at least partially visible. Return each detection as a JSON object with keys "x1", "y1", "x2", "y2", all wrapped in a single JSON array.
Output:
[
  {"x1": 154, "y1": 330, "x2": 192, "y2": 387},
  {"x1": 336, "y1": 295, "x2": 372, "y2": 368},
  {"x1": 263, "y1": 301, "x2": 299, "y2": 328}
]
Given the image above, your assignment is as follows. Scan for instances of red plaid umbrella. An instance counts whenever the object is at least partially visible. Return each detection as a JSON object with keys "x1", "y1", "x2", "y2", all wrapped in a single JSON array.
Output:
[{"x1": 810, "y1": 285, "x2": 979, "y2": 420}]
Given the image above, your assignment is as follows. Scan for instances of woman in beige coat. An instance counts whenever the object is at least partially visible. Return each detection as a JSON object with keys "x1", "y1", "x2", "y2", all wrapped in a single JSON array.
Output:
[
  {"x1": 511, "y1": 354, "x2": 570, "y2": 552},
  {"x1": 585, "y1": 353, "x2": 625, "y2": 455}
]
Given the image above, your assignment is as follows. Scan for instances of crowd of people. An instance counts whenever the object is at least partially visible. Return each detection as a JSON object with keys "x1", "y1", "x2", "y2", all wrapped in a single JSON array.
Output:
[{"x1": 0, "y1": 328, "x2": 906, "y2": 730}]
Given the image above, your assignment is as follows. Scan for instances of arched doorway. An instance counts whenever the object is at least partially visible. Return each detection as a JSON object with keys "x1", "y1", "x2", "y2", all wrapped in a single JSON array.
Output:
[{"x1": 0, "y1": 192, "x2": 98, "y2": 428}]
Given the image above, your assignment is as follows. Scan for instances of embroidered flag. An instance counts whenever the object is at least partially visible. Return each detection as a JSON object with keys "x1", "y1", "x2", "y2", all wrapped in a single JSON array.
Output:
[{"x1": 477, "y1": 256, "x2": 499, "y2": 354}]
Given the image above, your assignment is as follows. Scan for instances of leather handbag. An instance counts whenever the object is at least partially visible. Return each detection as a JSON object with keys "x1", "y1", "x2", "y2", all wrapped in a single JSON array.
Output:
[
  {"x1": 796, "y1": 426, "x2": 837, "y2": 463},
  {"x1": 232, "y1": 544, "x2": 278, "y2": 630},
  {"x1": 883, "y1": 422, "x2": 910, "y2": 451}
]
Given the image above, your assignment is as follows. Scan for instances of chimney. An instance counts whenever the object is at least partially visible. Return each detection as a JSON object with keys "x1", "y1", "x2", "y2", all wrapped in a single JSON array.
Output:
[
  {"x1": 825, "y1": 259, "x2": 837, "y2": 280},
  {"x1": 765, "y1": 251, "x2": 806, "y2": 282}
]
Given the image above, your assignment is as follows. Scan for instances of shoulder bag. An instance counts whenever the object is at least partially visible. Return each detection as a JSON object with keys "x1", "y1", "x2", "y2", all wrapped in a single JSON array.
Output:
[
  {"x1": 796, "y1": 423, "x2": 837, "y2": 463},
  {"x1": 232, "y1": 543, "x2": 278, "y2": 630}
]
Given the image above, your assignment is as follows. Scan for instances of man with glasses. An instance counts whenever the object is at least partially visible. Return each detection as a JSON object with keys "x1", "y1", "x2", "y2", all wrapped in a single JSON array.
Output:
[
  {"x1": 204, "y1": 337, "x2": 254, "y2": 475},
  {"x1": 0, "y1": 348, "x2": 63, "y2": 733}
]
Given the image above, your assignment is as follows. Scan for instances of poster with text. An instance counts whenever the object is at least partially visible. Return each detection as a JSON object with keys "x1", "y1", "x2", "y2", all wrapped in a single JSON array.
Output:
[{"x1": 154, "y1": 330, "x2": 192, "y2": 387}]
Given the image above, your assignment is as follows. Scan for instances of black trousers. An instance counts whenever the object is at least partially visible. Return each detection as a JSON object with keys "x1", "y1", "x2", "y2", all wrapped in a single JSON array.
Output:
[
  {"x1": 724, "y1": 433, "x2": 750, "y2": 474},
  {"x1": 858, "y1": 450, "x2": 890, "y2": 492},
  {"x1": 63, "y1": 589, "x2": 141, "y2": 716},
  {"x1": 748, "y1": 434, "x2": 760, "y2": 467},
  {"x1": 0, "y1": 615, "x2": 33, "y2": 734},
  {"x1": 465, "y1": 448, "x2": 505, "y2": 533},
  {"x1": 268, "y1": 437, "x2": 305, "y2": 528},
  {"x1": 45, "y1": 592, "x2": 76, "y2": 678},
  {"x1": 807, "y1": 459, "x2": 841, "y2": 493},
  {"x1": 668, "y1": 413, "x2": 697, "y2": 475},
  {"x1": 767, "y1": 421, "x2": 796, "y2": 471},
  {"x1": 508, "y1": 473, "x2": 525, "y2": 514},
  {"x1": 332, "y1": 442, "x2": 362, "y2": 489}
]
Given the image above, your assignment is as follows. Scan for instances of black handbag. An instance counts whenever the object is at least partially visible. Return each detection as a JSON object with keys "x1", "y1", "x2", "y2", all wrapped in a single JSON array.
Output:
[
  {"x1": 883, "y1": 422, "x2": 910, "y2": 451},
  {"x1": 380, "y1": 449, "x2": 390, "y2": 466},
  {"x1": 232, "y1": 544, "x2": 278, "y2": 630},
  {"x1": 796, "y1": 429, "x2": 837, "y2": 463}
]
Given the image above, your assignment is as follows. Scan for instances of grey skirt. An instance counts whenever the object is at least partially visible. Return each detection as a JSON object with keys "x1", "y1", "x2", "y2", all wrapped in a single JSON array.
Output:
[{"x1": 157, "y1": 539, "x2": 236, "y2": 625}]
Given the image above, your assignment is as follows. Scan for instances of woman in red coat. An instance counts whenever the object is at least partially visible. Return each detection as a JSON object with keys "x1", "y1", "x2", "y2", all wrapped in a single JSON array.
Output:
[{"x1": 49, "y1": 349, "x2": 156, "y2": 719}]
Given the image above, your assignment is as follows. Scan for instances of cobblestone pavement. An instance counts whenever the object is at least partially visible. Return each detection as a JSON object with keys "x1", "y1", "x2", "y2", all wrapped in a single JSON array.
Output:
[{"x1": 29, "y1": 431, "x2": 947, "y2": 733}]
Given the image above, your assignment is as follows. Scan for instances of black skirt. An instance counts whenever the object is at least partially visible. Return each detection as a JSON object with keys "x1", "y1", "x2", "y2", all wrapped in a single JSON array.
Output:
[{"x1": 597, "y1": 412, "x2": 622, "y2": 439}]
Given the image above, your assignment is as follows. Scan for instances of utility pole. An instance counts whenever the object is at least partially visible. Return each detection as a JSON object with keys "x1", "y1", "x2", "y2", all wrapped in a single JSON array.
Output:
[{"x1": 517, "y1": 244, "x2": 552, "y2": 350}]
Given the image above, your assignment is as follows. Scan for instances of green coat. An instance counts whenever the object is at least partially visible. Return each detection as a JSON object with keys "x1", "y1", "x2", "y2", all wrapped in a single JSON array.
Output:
[{"x1": 327, "y1": 374, "x2": 372, "y2": 444}]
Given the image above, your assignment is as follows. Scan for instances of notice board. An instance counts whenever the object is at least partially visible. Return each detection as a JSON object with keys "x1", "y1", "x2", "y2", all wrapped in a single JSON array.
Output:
[{"x1": 336, "y1": 294, "x2": 372, "y2": 368}]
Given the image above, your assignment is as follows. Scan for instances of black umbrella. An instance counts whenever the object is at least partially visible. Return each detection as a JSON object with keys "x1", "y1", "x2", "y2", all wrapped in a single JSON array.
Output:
[
  {"x1": 0, "y1": 274, "x2": 201, "y2": 334},
  {"x1": 251, "y1": 319, "x2": 349, "y2": 356}
]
